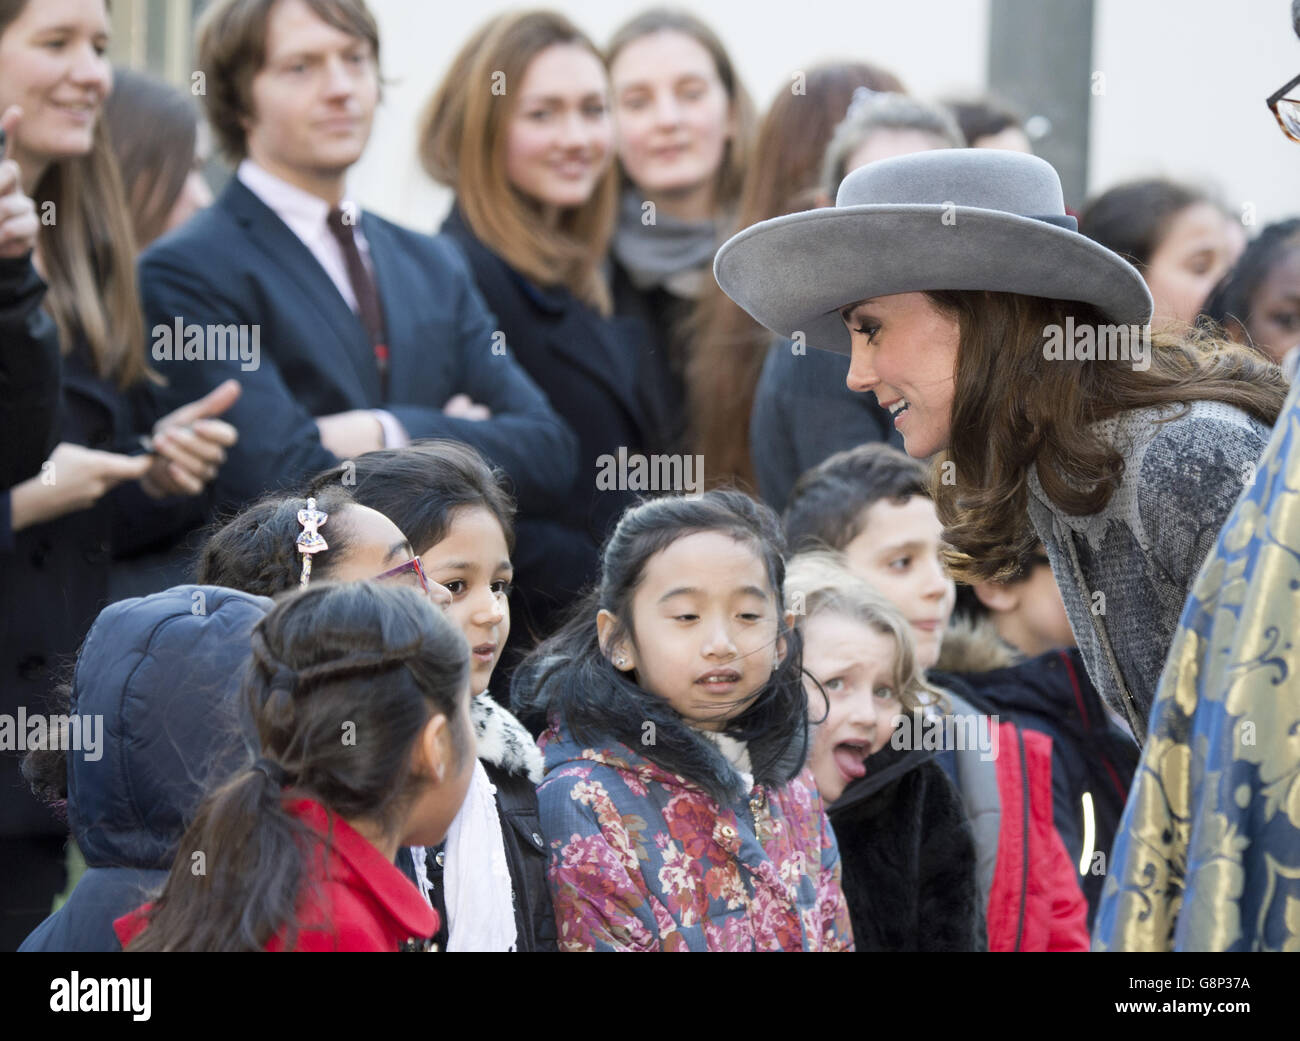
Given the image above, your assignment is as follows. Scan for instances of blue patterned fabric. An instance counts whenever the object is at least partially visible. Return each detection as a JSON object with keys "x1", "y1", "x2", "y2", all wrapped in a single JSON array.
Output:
[{"x1": 1095, "y1": 382, "x2": 1300, "y2": 951}]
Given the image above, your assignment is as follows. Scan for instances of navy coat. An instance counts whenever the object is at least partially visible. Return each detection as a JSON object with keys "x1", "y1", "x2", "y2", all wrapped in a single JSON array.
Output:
[
  {"x1": 138, "y1": 179, "x2": 578, "y2": 515},
  {"x1": 20, "y1": 586, "x2": 270, "y2": 952}
]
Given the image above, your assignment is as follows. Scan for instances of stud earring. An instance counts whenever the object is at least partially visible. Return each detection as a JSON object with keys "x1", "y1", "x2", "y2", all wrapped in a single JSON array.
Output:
[{"x1": 615, "y1": 656, "x2": 627, "y2": 668}]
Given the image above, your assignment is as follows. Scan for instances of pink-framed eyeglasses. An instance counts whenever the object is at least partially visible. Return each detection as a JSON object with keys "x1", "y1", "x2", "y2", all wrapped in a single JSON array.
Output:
[{"x1": 372, "y1": 555, "x2": 431, "y2": 596}]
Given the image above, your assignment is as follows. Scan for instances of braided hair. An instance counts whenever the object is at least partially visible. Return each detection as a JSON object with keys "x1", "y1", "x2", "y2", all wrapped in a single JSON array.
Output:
[{"x1": 125, "y1": 582, "x2": 471, "y2": 951}]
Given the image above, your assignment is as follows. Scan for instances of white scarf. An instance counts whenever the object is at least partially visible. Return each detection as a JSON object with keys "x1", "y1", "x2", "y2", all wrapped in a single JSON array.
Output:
[{"x1": 442, "y1": 758, "x2": 517, "y2": 952}]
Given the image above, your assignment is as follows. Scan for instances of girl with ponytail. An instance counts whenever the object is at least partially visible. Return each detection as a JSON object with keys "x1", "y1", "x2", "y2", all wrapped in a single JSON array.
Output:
[{"x1": 115, "y1": 582, "x2": 475, "y2": 952}]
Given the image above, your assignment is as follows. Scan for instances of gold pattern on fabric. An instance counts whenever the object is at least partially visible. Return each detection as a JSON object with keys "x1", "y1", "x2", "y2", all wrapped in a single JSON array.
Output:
[{"x1": 1094, "y1": 386, "x2": 1300, "y2": 951}]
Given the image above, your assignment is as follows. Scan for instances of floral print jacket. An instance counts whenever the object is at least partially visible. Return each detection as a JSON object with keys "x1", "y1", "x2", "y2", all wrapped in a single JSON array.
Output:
[{"x1": 536, "y1": 723, "x2": 854, "y2": 951}]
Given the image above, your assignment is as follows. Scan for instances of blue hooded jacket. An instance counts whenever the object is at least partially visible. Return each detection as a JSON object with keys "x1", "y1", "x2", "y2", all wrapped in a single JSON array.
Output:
[{"x1": 20, "y1": 585, "x2": 270, "y2": 952}]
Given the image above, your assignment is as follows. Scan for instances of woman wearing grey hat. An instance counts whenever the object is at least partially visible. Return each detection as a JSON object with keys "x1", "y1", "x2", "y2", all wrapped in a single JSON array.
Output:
[{"x1": 715, "y1": 148, "x2": 1286, "y2": 742}]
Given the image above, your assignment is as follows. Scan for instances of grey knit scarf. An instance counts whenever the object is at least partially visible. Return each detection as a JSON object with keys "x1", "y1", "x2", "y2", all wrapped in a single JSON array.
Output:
[{"x1": 611, "y1": 186, "x2": 726, "y2": 298}]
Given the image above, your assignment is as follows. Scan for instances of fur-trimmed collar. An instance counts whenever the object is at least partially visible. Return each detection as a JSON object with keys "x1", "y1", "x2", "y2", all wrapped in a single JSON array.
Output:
[
  {"x1": 933, "y1": 615, "x2": 1021, "y2": 675},
  {"x1": 472, "y1": 692, "x2": 545, "y2": 785}
]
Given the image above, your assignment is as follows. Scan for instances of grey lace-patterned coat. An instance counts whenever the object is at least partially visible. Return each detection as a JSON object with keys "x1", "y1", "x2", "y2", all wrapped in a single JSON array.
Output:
[{"x1": 1026, "y1": 400, "x2": 1272, "y2": 742}]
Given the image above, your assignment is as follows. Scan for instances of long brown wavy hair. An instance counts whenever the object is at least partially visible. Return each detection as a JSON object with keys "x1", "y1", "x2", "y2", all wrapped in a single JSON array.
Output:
[
  {"x1": 686, "y1": 61, "x2": 905, "y2": 489},
  {"x1": 104, "y1": 67, "x2": 200, "y2": 250},
  {"x1": 419, "y1": 10, "x2": 617, "y2": 313},
  {"x1": 0, "y1": 0, "x2": 148, "y2": 387},
  {"x1": 927, "y1": 290, "x2": 1288, "y2": 584}
]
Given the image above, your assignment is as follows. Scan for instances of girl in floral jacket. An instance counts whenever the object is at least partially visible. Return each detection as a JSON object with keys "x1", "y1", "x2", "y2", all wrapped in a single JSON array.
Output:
[{"x1": 514, "y1": 490, "x2": 853, "y2": 951}]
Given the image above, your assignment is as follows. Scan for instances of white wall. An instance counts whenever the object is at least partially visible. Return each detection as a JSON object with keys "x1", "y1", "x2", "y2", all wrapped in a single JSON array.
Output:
[
  {"x1": 349, "y1": 0, "x2": 1300, "y2": 232},
  {"x1": 1090, "y1": 0, "x2": 1300, "y2": 227},
  {"x1": 349, "y1": 0, "x2": 990, "y2": 228}
]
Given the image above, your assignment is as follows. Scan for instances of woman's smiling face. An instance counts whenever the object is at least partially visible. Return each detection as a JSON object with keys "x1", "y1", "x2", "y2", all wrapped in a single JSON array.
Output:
[{"x1": 841, "y1": 291, "x2": 960, "y2": 460}]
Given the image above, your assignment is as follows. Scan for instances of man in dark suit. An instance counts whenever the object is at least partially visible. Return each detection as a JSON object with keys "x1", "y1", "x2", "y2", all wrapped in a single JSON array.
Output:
[{"x1": 140, "y1": 0, "x2": 576, "y2": 518}]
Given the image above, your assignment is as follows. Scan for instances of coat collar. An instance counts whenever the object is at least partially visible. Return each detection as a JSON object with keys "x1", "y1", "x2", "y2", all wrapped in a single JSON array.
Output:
[
  {"x1": 440, "y1": 203, "x2": 649, "y2": 430},
  {"x1": 287, "y1": 797, "x2": 438, "y2": 941},
  {"x1": 472, "y1": 692, "x2": 544, "y2": 784},
  {"x1": 540, "y1": 726, "x2": 714, "y2": 797}
]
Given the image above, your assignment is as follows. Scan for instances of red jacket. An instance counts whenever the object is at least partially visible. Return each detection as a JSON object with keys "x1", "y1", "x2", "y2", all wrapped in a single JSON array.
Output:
[
  {"x1": 114, "y1": 798, "x2": 439, "y2": 951},
  {"x1": 985, "y1": 723, "x2": 1090, "y2": 951}
]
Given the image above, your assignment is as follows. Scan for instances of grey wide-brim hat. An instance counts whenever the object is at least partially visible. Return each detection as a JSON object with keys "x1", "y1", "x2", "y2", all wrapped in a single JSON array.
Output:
[{"x1": 713, "y1": 148, "x2": 1153, "y2": 355}]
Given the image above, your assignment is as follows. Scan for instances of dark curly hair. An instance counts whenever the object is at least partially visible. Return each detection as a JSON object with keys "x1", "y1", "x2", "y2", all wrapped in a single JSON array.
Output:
[{"x1": 196, "y1": 487, "x2": 357, "y2": 595}]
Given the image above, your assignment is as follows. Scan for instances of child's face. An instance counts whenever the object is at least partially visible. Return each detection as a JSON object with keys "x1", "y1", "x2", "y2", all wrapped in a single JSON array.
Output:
[
  {"x1": 981, "y1": 557, "x2": 1076, "y2": 658},
  {"x1": 802, "y1": 613, "x2": 903, "y2": 804},
  {"x1": 603, "y1": 532, "x2": 783, "y2": 733},
  {"x1": 418, "y1": 507, "x2": 512, "y2": 696},
  {"x1": 328, "y1": 504, "x2": 453, "y2": 609},
  {"x1": 842, "y1": 495, "x2": 955, "y2": 670}
]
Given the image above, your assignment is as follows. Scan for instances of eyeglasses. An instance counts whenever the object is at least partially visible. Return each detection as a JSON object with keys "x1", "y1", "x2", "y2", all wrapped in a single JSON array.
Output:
[
  {"x1": 1267, "y1": 70, "x2": 1300, "y2": 143},
  {"x1": 372, "y1": 556, "x2": 431, "y2": 596}
]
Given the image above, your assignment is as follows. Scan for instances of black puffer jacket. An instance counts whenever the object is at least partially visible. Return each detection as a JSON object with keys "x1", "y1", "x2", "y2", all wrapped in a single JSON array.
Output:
[
  {"x1": 829, "y1": 741, "x2": 985, "y2": 952},
  {"x1": 19, "y1": 586, "x2": 269, "y2": 951},
  {"x1": 397, "y1": 693, "x2": 556, "y2": 951}
]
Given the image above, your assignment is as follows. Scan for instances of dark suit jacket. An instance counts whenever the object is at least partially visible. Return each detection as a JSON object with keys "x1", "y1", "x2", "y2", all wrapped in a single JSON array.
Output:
[{"x1": 138, "y1": 179, "x2": 577, "y2": 514}]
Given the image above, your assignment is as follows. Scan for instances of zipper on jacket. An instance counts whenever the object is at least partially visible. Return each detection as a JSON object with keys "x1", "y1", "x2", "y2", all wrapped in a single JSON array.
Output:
[{"x1": 1015, "y1": 727, "x2": 1028, "y2": 953}]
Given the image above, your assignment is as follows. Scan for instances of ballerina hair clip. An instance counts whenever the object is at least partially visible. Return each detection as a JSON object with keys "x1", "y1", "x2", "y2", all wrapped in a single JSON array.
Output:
[{"x1": 296, "y1": 497, "x2": 329, "y2": 588}]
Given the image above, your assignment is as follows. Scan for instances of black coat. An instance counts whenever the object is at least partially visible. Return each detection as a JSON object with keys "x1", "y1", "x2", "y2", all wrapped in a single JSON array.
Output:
[
  {"x1": 0, "y1": 348, "x2": 207, "y2": 840},
  {"x1": 440, "y1": 207, "x2": 659, "y2": 644},
  {"x1": 609, "y1": 257, "x2": 689, "y2": 456},
  {"x1": 20, "y1": 586, "x2": 270, "y2": 951},
  {"x1": 396, "y1": 693, "x2": 556, "y2": 952},
  {"x1": 749, "y1": 337, "x2": 903, "y2": 514},
  {"x1": 0, "y1": 254, "x2": 61, "y2": 488},
  {"x1": 828, "y1": 741, "x2": 986, "y2": 952}
]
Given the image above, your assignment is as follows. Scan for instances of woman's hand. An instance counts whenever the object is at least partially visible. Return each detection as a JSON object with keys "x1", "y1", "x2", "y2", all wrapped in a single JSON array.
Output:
[
  {"x1": 9, "y1": 443, "x2": 153, "y2": 531},
  {"x1": 0, "y1": 107, "x2": 39, "y2": 260},
  {"x1": 139, "y1": 379, "x2": 241, "y2": 498}
]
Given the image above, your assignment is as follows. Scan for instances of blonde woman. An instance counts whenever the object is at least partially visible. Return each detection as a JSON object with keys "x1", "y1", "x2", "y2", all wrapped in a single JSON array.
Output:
[
  {"x1": 605, "y1": 7, "x2": 757, "y2": 454},
  {"x1": 787, "y1": 550, "x2": 982, "y2": 951},
  {"x1": 420, "y1": 9, "x2": 661, "y2": 643}
]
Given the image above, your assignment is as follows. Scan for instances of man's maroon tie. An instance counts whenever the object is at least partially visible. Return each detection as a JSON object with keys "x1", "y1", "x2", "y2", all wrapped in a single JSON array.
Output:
[{"x1": 327, "y1": 206, "x2": 389, "y2": 397}]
